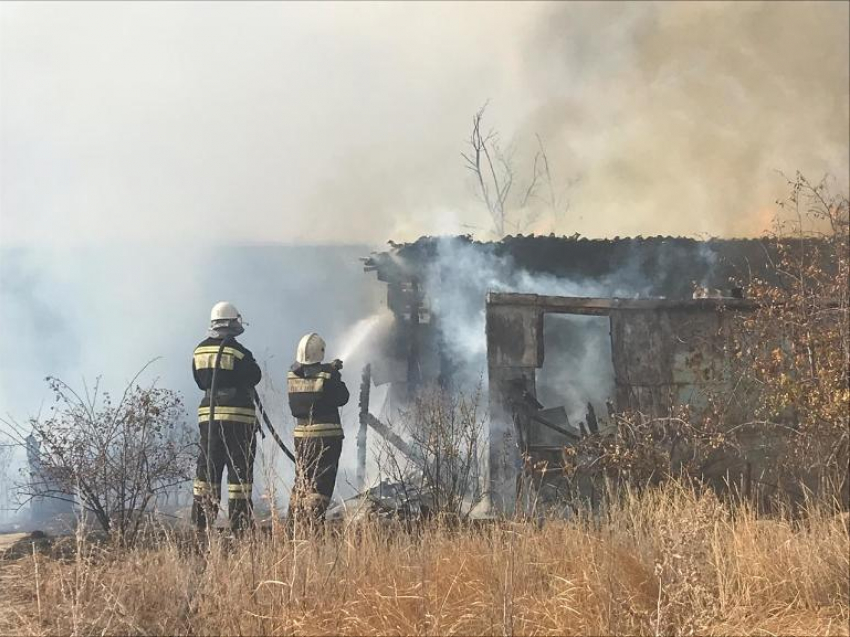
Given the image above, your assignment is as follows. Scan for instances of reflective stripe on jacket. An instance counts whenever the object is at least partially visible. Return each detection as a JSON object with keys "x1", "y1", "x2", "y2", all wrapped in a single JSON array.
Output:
[
  {"x1": 197, "y1": 405, "x2": 256, "y2": 425},
  {"x1": 293, "y1": 421, "x2": 344, "y2": 438}
]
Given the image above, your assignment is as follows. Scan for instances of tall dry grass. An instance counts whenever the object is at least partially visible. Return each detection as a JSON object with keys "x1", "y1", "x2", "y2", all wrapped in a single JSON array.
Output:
[{"x1": 1, "y1": 483, "x2": 847, "y2": 636}]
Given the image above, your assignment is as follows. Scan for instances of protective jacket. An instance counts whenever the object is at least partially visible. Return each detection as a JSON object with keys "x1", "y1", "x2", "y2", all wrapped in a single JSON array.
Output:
[
  {"x1": 192, "y1": 337, "x2": 262, "y2": 424},
  {"x1": 287, "y1": 362, "x2": 349, "y2": 438},
  {"x1": 192, "y1": 336, "x2": 261, "y2": 424}
]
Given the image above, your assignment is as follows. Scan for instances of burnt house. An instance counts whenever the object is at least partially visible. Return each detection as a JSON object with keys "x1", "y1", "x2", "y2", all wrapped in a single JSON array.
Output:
[{"x1": 359, "y1": 234, "x2": 780, "y2": 513}]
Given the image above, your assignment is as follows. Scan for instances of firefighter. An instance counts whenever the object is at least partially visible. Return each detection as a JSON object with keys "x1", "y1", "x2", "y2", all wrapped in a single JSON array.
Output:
[
  {"x1": 287, "y1": 332, "x2": 349, "y2": 522},
  {"x1": 191, "y1": 301, "x2": 261, "y2": 535}
]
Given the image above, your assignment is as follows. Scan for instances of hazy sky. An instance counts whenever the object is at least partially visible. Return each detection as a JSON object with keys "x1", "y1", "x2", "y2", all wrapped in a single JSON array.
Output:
[{"x1": 1, "y1": 1, "x2": 848, "y2": 244}]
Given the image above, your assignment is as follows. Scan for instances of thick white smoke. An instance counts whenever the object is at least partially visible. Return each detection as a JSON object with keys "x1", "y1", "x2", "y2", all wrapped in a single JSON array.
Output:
[
  {"x1": 416, "y1": 238, "x2": 667, "y2": 432},
  {"x1": 425, "y1": 239, "x2": 656, "y2": 380},
  {"x1": 2, "y1": 3, "x2": 847, "y2": 248}
]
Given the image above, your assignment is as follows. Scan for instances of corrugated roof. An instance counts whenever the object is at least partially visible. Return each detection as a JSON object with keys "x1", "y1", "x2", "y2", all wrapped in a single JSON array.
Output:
[{"x1": 362, "y1": 234, "x2": 790, "y2": 299}]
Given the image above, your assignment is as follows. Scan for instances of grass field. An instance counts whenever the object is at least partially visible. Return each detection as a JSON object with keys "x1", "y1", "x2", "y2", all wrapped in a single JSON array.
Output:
[{"x1": 1, "y1": 483, "x2": 847, "y2": 636}]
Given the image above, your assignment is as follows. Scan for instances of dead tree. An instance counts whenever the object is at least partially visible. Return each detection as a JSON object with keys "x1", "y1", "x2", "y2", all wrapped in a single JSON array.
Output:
[
  {"x1": 533, "y1": 133, "x2": 578, "y2": 223},
  {"x1": 462, "y1": 102, "x2": 576, "y2": 237},
  {"x1": 462, "y1": 102, "x2": 514, "y2": 236}
]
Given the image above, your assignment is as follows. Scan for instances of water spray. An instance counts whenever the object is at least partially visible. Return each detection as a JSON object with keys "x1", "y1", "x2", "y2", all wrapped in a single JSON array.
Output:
[{"x1": 332, "y1": 312, "x2": 391, "y2": 365}]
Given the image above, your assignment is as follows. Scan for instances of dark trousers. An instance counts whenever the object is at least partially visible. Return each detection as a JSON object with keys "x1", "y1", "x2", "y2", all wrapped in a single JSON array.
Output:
[
  {"x1": 289, "y1": 436, "x2": 342, "y2": 521},
  {"x1": 191, "y1": 420, "x2": 256, "y2": 533}
]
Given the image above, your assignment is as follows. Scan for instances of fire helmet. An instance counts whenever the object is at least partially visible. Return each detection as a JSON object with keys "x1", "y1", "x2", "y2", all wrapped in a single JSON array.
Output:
[
  {"x1": 210, "y1": 301, "x2": 244, "y2": 331},
  {"x1": 296, "y1": 333, "x2": 326, "y2": 365}
]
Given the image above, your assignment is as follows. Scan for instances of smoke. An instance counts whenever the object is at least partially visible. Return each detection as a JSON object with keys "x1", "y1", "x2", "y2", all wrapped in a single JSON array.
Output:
[
  {"x1": 512, "y1": 1, "x2": 849, "y2": 238},
  {"x1": 2, "y1": 3, "x2": 846, "y2": 248},
  {"x1": 536, "y1": 315, "x2": 614, "y2": 428},
  {"x1": 425, "y1": 238, "x2": 663, "y2": 378},
  {"x1": 420, "y1": 238, "x2": 657, "y2": 423},
  {"x1": 0, "y1": 2, "x2": 535, "y2": 246}
]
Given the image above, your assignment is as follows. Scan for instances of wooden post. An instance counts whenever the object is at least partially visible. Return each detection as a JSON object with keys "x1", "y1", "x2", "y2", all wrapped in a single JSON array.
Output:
[{"x1": 357, "y1": 364, "x2": 372, "y2": 491}]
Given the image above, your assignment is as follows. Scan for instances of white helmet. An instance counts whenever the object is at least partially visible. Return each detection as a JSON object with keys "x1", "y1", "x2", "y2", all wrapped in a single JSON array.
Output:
[
  {"x1": 210, "y1": 301, "x2": 244, "y2": 330},
  {"x1": 296, "y1": 332, "x2": 325, "y2": 365}
]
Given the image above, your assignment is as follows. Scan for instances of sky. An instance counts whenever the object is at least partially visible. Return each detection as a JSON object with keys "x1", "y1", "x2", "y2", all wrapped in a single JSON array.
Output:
[{"x1": 2, "y1": 1, "x2": 847, "y2": 246}]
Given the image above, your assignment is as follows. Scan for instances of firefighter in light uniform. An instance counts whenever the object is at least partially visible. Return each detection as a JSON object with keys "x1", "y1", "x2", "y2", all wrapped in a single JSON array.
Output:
[
  {"x1": 287, "y1": 333, "x2": 349, "y2": 521},
  {"x1": 191, "y1": 302, "x2": 261, "y2": 534}
]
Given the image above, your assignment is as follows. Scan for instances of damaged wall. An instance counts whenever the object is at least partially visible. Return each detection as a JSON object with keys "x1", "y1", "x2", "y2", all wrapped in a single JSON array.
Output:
[
  {"x1": 484, "y1": 293, "x2": 758, "y2": 514},
  {"x1": 609, "y1": 303, "x2": 747, "y2": 416}
]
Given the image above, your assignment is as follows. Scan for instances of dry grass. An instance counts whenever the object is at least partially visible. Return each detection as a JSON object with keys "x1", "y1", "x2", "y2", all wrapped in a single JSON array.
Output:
[{"x1": 1, "y1": 484, "x2": 847, "y2": 636}]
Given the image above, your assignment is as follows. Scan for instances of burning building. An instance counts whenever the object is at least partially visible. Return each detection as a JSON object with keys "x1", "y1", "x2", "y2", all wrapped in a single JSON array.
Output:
[{"x1": 357, "y1": 234, "x2": 782, "y2": 514}]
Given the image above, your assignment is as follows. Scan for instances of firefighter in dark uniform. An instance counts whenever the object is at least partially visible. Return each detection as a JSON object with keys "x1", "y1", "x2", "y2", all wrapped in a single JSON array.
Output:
[
  {"x1": 287, "y1": 332, "x2": 349, "y2": 521},
  {"x1": 191, "y1": 301, "x2": 261, "y2": 534}
]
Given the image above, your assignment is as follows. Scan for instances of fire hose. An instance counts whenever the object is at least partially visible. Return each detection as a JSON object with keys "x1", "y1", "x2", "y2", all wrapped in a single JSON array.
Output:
[
  {"x1": 207, "y1": 337, "x2": 295, "y2": 470},
  {"x1": 205, "y1": 336, "x2": 232, "y2": 496},
  {"x1": 252, "y1": 388, "x2": 296, "y2": 464}
]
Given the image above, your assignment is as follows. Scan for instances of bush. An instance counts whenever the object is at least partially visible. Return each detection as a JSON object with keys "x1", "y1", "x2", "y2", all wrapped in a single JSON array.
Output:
[
  {"x1": 734, "y1": 173, "x2": 849, "y2": 499},
  {"x1": 373, "y1": 384, "x2": 487, "y2": 520},
  {"x1": 11, "y1": 368, "x2": 195, "y2": 542}
]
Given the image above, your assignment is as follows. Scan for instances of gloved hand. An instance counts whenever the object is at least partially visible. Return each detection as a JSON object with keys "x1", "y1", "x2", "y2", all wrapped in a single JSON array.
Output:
[{"x1": 330, "y1": 359, "x2": 344, "y2": 371}]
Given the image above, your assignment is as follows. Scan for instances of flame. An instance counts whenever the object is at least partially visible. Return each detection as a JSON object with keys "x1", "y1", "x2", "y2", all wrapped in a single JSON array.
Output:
[{"x1": 753, "y1": 205, "x2": 777, "y2": 235}]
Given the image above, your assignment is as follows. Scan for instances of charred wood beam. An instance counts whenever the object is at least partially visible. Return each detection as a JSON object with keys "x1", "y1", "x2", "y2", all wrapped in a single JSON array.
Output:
[
  {"x1": 586, "y1": 402, "x2": 599, "y2": 435},
  {"x1": 486, "y1": 292, "x2": 760, "y2": 314},
  {"x1": 364, "y1": 413, "x2": 424, "y2": 470},
  {"x1": 407, "y1": 277, "x2": 421, "y2": 396},
  {"x1": 527, "y1": 412, "x2": 581, "y2": 441}
]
